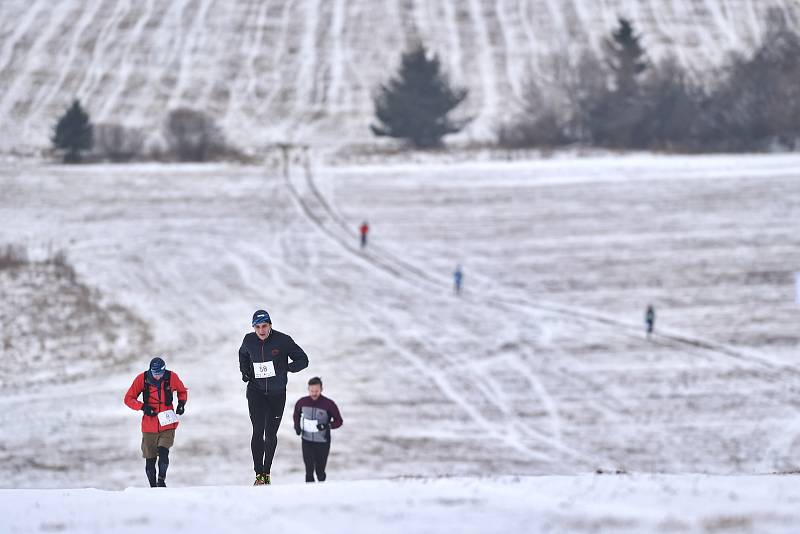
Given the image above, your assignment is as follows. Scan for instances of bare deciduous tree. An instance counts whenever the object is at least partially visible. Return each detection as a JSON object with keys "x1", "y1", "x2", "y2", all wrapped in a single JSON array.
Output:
[{"x1": 164, "y1": 108, "x2": 227, "y2": 161}]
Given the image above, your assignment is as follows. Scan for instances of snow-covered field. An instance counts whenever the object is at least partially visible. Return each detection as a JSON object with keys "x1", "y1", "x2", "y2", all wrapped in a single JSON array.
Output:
[
  {"x1": 5, "y1": 475, "x2": 800, "y2": 533},
  {"x1": 1, "y1": 153, "x2": 800, "y2": 531},
  {"x1": 1, "y1": 0, "x2": 798, "y2": 152}
]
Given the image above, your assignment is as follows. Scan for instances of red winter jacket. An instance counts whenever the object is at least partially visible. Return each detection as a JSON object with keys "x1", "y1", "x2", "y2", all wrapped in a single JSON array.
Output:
[{"x1": 124, "y1": 371, "x2": 188, "y2": 433}]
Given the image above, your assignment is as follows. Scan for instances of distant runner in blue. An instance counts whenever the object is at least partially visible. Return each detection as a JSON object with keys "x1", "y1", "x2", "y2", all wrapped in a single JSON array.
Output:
[
  {"x1": 645, "y1": 304, "x2": 655, "y2": 339},
  {"x1": 453, "y1": 265, "x2": 463, "y2": 295}
]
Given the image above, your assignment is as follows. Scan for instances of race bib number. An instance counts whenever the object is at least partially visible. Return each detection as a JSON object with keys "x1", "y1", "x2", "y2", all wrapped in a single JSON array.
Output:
[
  {"x1": 301, "y1": 418, "x2": 319, "y2": 433},
  {"x1": 253, "y1": 361, "x2": 276, "y2": 379},
  {"x1": 158, "y1": 410, "x2": 178, "y2": 426}
]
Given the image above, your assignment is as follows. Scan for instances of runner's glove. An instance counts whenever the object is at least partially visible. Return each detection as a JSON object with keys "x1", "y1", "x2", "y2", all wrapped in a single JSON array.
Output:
[
  {"x1": 142, "y1": 405, "x2": 157, "y2": 417},
  {"x1": 176, "y1": 401, "x2": 186, "y2": 415},
  {"x1": 316, "y1": 422, "x2": 330, "y2": 431},
  {"x1": 241, "y1": 371, "x2": 251, "y2": 383},
  {"x1": 295, "y1": 426, "x2": 302, "y2": 435}
]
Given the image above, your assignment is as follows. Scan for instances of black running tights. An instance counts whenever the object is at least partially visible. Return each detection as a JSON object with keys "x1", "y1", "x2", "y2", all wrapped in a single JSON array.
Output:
[{"x1": 247, "y1": 388, "x2": 286, "y2": 474}]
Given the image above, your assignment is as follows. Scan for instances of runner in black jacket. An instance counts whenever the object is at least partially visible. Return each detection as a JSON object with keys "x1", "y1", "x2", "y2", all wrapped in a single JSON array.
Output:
[{"x1": 239, "y1": 309, "x2": 309, "y2": 485}]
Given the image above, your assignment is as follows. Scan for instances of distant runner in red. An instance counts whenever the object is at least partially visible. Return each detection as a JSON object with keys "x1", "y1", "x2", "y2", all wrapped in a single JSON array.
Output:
[
  {"x1": 124, "y1": 357, "x2": 188, "y2": 487},
  {"x1": 359, "y1": 220, "x2": 369, "y2": 248}
]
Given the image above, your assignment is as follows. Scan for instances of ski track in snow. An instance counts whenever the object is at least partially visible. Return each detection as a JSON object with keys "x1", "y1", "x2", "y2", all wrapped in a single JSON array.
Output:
[
  {"x1": 284, "y1": 159, "x2": 664, "y2": 468},
  {"x1": 326, "y1": 0, "x2": 346, "y2": 111},
  {"x1": 2, "y1": 0, "x2": 800, "y2": 150},
  {"x1": 292, "y1": 0, "x2": 320, "y2": 120},
  {"x1": 304, "y1": 160, "x2": 793, "y2": 392},
  {"x1": 290, "y1": 154, "x2": 800, "y2": 473},
  {"x1": 464, "y1": 0, "x2": 499, "y2": 134},
  {"x1": 166, "y1": 0, "x2": 212, "y2": 110},
  {"x1": 75, "y1": 0, "x2": 131, "y2": 109},
  {"x1": 283, "y1": 157, "x2": 598, "y2": 465},
  {"x1": 0, "y1": 0, "x2": 75, "y2": 118},
  {"x1": 96, "y1": 0, "x2": 157, "y2": 122},
  {"x1": 494, "y1": 0, "x2": 523, "y2": 104},
  {"x1": 30, "y1": 0, "x2": 106, "y2": 120},
  {"x1": 2, "y1": 155, "x2": 800, "y2": 487},
  {"x1": 0, "y1": 0, "x2": 45, "y2": 83},
  {"x1": 438, "y1": 0, "x2": 464, "y2": 82}
]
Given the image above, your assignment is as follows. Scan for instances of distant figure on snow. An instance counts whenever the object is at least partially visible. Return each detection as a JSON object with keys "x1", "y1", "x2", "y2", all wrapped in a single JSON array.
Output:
[
  {"x1": 645, "y1": 304, "x2": 655, "y2": 339},
  {"x1": 453, "y1": 264, "x2": 463, "y2": 295},
  {"x1": 124, "y1": 357, "x2": 188, "y2": 488},
  {"x1": 359, "y1": 220, "x2": 369, "y2": 249},
  {"x1": 293, "y1": 376, "x2": 343, "y2": 483}
]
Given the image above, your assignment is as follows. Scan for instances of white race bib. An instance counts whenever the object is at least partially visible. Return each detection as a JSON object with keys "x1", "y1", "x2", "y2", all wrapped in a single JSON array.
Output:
[
  {"x1": 253, "y1": 361, "x2": 276, "y2": 379},
  {"x1": 158, "y1": 410, "x2": 179, "y2": 426},
  {"x1": 301, "y1": 418, "x2": 319, "y2": 433}
]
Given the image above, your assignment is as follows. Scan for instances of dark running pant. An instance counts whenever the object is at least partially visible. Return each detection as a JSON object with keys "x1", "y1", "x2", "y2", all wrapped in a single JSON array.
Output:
[
  {"x1": 247, "y1": 388, "x2": 286, "y2": 474},
  {"x1": 144, "y1": 447, "x2": 169, "y2": 487},
  {"x1": 302, "y1": 439, "x2": 331, "y2": 482}
]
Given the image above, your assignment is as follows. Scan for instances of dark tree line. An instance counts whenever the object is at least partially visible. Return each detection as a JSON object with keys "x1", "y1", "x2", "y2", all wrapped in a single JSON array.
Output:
[
  {"x1": 51, "y1": 104, "x2": 232, "y2": 163},
  {"x1": 499, "y1": 10, "x2": 800, "y2": 152},
  {"x1": 51, "y1": 10, "x2": 800, "y2": 160}
]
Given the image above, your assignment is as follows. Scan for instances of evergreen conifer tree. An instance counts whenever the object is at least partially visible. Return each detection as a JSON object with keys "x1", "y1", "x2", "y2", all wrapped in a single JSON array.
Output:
[
  {"x1": 605, "y1": 18, "x2": 648, "y2": 97},
  {"x1": 587, "y1": 18, "x2": 650, "y2": 147},
  {"x1": 52, "y1": 100, "x2": 93, "y2": 163},
  {"x1": 371, "y1": 45, "x2": 470, "y2": 148}
]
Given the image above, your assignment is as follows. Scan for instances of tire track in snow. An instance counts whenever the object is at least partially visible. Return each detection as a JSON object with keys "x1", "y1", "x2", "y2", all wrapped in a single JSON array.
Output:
[
  {"x1": 325, "y1": 0, "x2": 347, "y2": 112},
  {"x1": 0, "y1": 0, "x2": 46, "y2": 81},
  {"x1": 703, "y1": 0, "x2": 742, "y2": 50},
  {"x1": 167, "y1": 0, "x2": 214, "y2": 110},
  {"x1": 292, "y1": 0, "x2": 320, "y2": 119},
  {"x1": 304, "y1": 162, "x2": 800, "y2": 397},
  {"x1": 671, "y1": 0, "x2": 720, "y2": 71},
  {"x1": 464, "y1": 0, "x2": 500, "y2": 133},
  {"x1": 352, "y1": 297, "x2": 556, "y2": 464},
  {"x1": 644, "y1": 0, "x2": 690, "y2": 70},
  {"x1": 285, "y1": 161, "x2": 607, "y2": 467},
  {"x1": 0, "y1": 0, "x2": 78, "y2": 119},
  {"x1": 96, "y1": 0, "x2": 157, "y2": 122},
  {"x1": 469, "y1": 351, "x2": 597, "y2": 464},
  {"x1": 28, "y1": 0, "x2": 108, "y2": 119},
  {"x1": 75, "y1": 0, "x2": 131, "y2": 107},
  {"x1": 494, "y1": 0, "x2": 525, "y2": 103},
  {"x1": 438, "y1": 0, "x2": 464, "y2": 82},
  {"x1": 336, "y1": 1, "x2": 371, "y2": 115}
]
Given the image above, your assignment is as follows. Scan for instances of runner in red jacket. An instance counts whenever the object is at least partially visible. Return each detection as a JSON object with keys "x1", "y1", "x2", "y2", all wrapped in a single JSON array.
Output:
[
  {"x1": 359, "y1": 220, "x2": 369, "y2": 248},
  {"x1": 124, "y1": 357, "x2": 188, "y2": 487}
]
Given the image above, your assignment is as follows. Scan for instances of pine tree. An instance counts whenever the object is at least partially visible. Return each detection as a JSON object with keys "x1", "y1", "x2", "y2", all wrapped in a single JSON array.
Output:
[
  {"x1": 371, "y1": 45, "x2": 470, "y2": 148},
  {"x1": 585, "y1": 18, "x2": 650, "y2": 147},
  {"x1": 604, "y1": 17, "x2": 648, "y2": 97},
  {"x1": 52, "y1": 100, "x2": 93, "y2": 163}
]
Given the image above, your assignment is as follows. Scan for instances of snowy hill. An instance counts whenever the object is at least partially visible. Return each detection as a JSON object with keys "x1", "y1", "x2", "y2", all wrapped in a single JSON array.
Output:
[
  {"x1": 4, "y1": 475, "x2": 800, "y2": 533},
  {"x1": 1, "y1": 0, "x2": 798, "y2": 153}
]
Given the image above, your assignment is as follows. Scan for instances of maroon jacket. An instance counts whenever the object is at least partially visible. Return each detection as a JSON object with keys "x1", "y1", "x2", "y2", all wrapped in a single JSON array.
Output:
[{"x1": 293, "y1": 395, "x2": 343, "y2": 443}]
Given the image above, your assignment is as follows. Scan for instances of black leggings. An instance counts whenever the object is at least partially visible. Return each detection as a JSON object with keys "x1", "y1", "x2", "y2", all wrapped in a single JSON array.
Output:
[
  {"x1": 144, "y1": 447, "x2": 169, "y2": 487},
  {"x1": 302, "y1": 439, "x2": 331, "y2": 482},
  {"x1": 247, "y1": 388, "x2": 286, "y2": 474}
]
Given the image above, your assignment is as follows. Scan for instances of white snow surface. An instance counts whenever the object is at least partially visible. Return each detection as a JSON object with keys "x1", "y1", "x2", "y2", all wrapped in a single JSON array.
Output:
[
  {"x1": 2, "y1": 152, "x2": 800, "y2": 531},
  {"x1": 1, "y1": 0, "x2": 799, "y2": 153},
  {"x1": 3, "y1": 475, "x2": 800, "y2": 533}
]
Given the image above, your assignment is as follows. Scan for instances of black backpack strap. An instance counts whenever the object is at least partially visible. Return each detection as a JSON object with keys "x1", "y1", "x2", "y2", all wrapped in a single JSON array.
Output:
[
  {"x1": 142, "y1": 371, "x2": 150, "y2": 407},
  {"x1": 163, "y1": 370, "x2": 173, "y2": 405}
]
